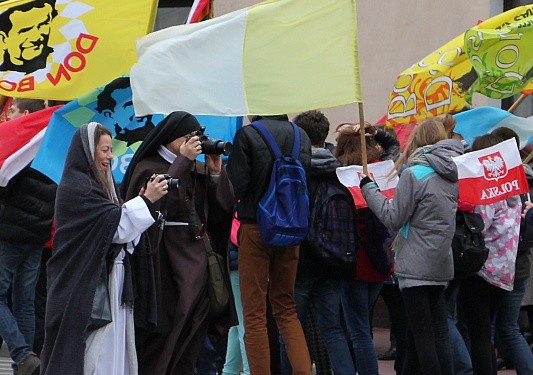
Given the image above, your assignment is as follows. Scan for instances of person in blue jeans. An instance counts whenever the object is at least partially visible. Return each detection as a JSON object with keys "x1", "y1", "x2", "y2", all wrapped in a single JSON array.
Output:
[
  {"x1": 0, "y1": 166, "x2": 56, "y2": 375},
  {"x1": 335, "y1": 122, "x2": 399, "y2": 375},
  {"x1": 279, "y1": 110, "x2": 355, "y2": 375},
  {"x1": 444, "y1": 280, "x2": 473, "y2": 375},
  {"x1": 0, "y1": 98, "x2": 55, "y2": 375}
]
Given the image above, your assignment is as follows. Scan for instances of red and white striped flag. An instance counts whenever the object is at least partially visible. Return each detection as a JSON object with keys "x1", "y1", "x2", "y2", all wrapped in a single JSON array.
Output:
[
  {"x1": 186, "y1": 0, "x2": 213, "y2": 24},
  {"x1": 336, "y1": 160, "x2": 398, "y2": 208},
  {"x1": 0, "y1": 106, "x2": 58, "y2": 187},
  {"x1": 452, "y1": 138, "x2": 529, "y2": 205}
]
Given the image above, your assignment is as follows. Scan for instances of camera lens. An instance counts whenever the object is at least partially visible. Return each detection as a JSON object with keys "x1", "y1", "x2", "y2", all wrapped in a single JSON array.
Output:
[
  {"x1": 161, "y1": 174, "x2": 180, "y2": 190},
  {"x1": 201, "y1": 138, "x2": 233, "y2": 156},
  {"x1": 166, "y1": 177, "x2": 180, "y2": 190}
]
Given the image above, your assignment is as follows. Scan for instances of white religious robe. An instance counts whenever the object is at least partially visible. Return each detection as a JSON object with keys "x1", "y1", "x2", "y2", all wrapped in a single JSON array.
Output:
[{"x1": 84, "y1": 196, "x2": 155, "y2": 375}]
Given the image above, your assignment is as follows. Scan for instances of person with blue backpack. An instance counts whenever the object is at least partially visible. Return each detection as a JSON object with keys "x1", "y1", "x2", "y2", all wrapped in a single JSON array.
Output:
[
  {"x1": 278, "y1": 110, "x2": 356, "y2": 375},
  {"x1": 227, "y1": 114, "x2": 312, "y2": 375}
]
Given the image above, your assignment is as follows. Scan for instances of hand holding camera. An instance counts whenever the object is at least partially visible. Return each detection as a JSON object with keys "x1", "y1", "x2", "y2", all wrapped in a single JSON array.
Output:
[
  {"x1": 141, "y1": 174, "x2": 173, "y2": 203},
  {"x1": 181, "y1": 135, "x2": 203, "y2": 161}
]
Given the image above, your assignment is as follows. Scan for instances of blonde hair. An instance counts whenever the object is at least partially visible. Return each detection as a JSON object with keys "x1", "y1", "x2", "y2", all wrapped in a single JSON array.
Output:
[{"x1": 394, "y1": 118, "x2": 448, "y2": 172}]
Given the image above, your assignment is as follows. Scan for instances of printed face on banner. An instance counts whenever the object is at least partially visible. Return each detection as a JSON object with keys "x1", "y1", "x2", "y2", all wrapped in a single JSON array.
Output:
[
  {"x1": 478, "y1": 152, "x2": 508, "y2": 181},
  {"x1": 0, "y1": 1, "x2": 57, "y2": 74},
  {"x1": 0, "y1": 0, "x2": 98, "y2": 93},
  {"x1": 93, "y1": 77, "x2": 156, "y2": 147}
]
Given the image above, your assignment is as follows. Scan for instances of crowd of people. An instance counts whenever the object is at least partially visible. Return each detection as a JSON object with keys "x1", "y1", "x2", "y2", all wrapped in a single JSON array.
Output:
[{"x1": 1, "y1": 95, "x2": 533, "y2": 375}]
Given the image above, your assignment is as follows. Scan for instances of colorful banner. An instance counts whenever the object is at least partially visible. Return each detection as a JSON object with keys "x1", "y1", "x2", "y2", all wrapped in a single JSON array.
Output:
[
  {"x1": 465, "y1": 11, "x2": 533, "y2": 101},
  {"x1": 336, "y1": 161, "x2": 398, "y2": 208},
  {"x1": 386, "y1": 5, "x2": 533, "y2": 127},
  {"x1": 0, "y1": 0, "x2": 158, "y2": 100},
  {"x1": 131, "y1": 0, "x2": 361, "y2": 117},
  {"x1": 0, "y1": 105, "x2": 59, "y2": 186},
  {"x1": 452, "y1": 138, "x2": 528, "y2": 204},
  {"x1": 31, "y1": 76, "x2": 243, "y2": 184},
  {"x1": 453, "y1": 106, "x2": 533, "y2": 148}
]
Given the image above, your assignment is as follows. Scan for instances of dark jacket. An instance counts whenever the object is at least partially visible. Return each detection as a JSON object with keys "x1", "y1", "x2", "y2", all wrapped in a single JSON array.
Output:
[
  {"x1": 227, "y1": 116, "x2": 312, "y2": 223},
  {"x1": 0, "y1": 166, "x2": 56, "y2": 245},
  {"x1": 298, "y1": 147, "x2": 345, "y2": 278},
  {"x1": 374, "y1": 129, "x2": 400, "y2": 161}
]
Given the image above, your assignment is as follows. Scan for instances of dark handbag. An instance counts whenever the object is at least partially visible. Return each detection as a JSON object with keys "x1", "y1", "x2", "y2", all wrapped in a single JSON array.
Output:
[
  {"x1": 203, "y1": 236, "x2": 231, "y2": 319},
  {"x1": 87, "y1": 266, "x2": 112, "y2": 330}
]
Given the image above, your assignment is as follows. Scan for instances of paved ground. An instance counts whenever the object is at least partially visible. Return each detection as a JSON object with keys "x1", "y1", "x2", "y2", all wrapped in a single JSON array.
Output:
[
  {"x1": 0, "y1": 328, "x2": 519, "y2": 374},
  {"x1": 0, "y1": 344, "x2": 11, "y2": 374},
  {"x1": 373, "y1": 327, "x2": 518, "y2": 375}
]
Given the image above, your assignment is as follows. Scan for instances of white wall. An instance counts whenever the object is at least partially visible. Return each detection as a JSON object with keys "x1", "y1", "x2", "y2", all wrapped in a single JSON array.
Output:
[{"x1": 214, "y1": 0, "x2": 502, "y2": 141}]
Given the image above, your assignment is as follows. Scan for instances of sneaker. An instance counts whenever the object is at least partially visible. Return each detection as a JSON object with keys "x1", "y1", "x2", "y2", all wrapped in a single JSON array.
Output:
[
  {"x1": 377, "y1": 347, "x2": 397, "y2": 361},
  {"x1": 18, "y1": 353, "x2": 40, "y2": 375}
]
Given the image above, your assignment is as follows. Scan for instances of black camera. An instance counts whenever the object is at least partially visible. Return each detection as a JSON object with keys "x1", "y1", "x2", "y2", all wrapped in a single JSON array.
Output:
[
  {"x1": 145, "y1": 174, "x2": 180, "y2": 190},
  {"x1": 191, "y1": 126, "x2": 233, "y2": 156}
]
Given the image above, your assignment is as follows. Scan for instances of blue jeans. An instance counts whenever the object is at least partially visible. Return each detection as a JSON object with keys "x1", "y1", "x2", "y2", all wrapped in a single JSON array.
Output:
[
  {"x1": 341, "y1": 280, "x2": 383, "y2": 375},
  {"x1": 280, "y1": 276, "x2": 355, "y2": 375},
  {"x1": 445, "y1": 282, "x2": 473, "y2": 375},
  {"x1": 0, "y1": 240, "x2": 41, "y2": 364},
  {"x1": 495, "y1": 277, "x2": 533, "y2": 375},
  {"x1": 222, "y1": 271, "x2": 250, "y2": 375}
]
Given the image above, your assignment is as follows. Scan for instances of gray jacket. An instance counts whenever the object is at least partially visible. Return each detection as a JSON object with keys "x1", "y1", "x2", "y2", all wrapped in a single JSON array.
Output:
[{"x1": 362, "y1": 139, "x2": 463, "y2": 282}]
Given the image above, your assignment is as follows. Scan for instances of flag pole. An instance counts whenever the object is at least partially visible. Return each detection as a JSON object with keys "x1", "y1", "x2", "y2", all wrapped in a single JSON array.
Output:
[
  {"x1": 508, "y1": 93, "x2": 529, "y2": 113},
  {"x1": 523, "y1": 150, "x2": 533, "y2": 164},
  {"x1": 358, "y1": 102, "x2": 368, "y2": 175}
]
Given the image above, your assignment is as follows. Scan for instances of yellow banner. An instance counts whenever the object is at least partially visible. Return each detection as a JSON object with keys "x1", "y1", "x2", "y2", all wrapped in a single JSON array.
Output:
[
  {"x1": 386, "y1": 5, "x2": 533, "y2": 127},
  {"x1": 0, "y1": 0, "x2": 158, "y2": 100}
]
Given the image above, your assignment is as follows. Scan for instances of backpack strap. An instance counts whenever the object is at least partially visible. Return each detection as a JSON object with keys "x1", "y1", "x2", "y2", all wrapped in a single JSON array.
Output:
[{"x1": 250, "y1": 121, "x2": 300, "y2": 159}]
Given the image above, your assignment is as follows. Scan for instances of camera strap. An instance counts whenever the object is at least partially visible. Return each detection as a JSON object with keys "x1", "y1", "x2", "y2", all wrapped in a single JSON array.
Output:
[{"x1": 185, "y1": 161, "x2": 209, "y2": 240}]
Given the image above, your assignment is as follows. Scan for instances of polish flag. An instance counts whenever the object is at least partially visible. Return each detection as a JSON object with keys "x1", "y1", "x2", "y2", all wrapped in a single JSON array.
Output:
[
  {"x1": 452, "y1": 138, "x2": 528, "y2": 205},
  {"x1": 0, "y1": 106, "x2": 58, "y2": 187},
  {"x1": 336, "y1": 160, "x2": 398, "y2": 208}
]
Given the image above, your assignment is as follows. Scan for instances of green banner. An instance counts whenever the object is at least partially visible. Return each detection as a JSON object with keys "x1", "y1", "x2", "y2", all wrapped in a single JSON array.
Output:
[{"x1": 465, "y1": 7, "x2": 533, "y2": 101}]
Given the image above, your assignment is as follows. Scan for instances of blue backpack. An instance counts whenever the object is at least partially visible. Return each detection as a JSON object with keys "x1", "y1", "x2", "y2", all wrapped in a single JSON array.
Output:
[{"x1": 251, "y1": 121, "x2": 309, "y2": 247}]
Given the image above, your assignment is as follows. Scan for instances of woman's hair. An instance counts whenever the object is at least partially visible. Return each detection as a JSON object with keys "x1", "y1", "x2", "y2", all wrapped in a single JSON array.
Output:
[
  {"x1": 441, "y1": 113, "x2": 456, "y2": 138},
  {"x1": 471, "y1": 133, "x2": 503, "y2": 152},
  {"x1": 335, "y1": 132, "x2": 380, "y2": 166},
  {"x1": 90, "y1": 124, "x2": 117, "y2": 203},
  {"x1": 394, "y1": 118, "x2": 448, "y2": 172}
]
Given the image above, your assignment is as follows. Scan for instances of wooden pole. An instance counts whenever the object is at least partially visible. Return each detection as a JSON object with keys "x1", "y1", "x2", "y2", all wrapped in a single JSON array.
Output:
[
  {"x1": 523, "y1": 150, "x2": 533, "y2": 164},
  {"x1": 508, "y1": 93, "x2": 529, "y2": 113},
  {"x1": 358, "y1": 102, "x2": 368, "y2": 175}
]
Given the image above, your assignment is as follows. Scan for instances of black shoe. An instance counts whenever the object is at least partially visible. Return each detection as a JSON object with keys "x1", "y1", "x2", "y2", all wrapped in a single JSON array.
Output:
[{"x1": 378, "y1": 347, "x2": 396, "y2": 361}]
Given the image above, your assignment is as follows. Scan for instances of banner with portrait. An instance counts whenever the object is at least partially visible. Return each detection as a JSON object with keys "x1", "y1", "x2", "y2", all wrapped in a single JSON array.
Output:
[
  {"x1": 31, "y1": 76, "x2": 243, "y2": 184},
  {"x1": 0, "y1": 0, "x2": 158, "y2": 100}
]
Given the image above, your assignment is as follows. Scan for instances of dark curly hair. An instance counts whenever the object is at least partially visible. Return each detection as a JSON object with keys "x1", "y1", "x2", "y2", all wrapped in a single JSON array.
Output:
[{"x1": 293, "y1": 110, "x2": 330, "y2": 146}]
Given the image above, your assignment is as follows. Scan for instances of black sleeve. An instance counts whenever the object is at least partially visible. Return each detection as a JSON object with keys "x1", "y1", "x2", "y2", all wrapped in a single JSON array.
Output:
[{"x1": 374, "y1": 129, "x2": 400, "y2": 161}]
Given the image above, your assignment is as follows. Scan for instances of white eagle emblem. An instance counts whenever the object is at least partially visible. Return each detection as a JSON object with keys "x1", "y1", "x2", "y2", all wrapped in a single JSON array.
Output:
[{"x1": 479, "y1": 152, "x2": 508, "y2": 181}]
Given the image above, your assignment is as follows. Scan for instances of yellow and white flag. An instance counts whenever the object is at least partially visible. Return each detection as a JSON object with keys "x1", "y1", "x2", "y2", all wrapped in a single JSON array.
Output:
[
  {"x1": 0, "y1": 0, "x2": 158, "y2": 100},
  {"x1": 131, "y1": 0, "x2": 361, "y2": 117}
]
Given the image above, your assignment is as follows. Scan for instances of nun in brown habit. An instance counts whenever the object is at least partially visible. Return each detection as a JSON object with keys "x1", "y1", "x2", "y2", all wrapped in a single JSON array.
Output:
[{"x1": 121, "y1": 111, "x2": 234, "y2": 374}]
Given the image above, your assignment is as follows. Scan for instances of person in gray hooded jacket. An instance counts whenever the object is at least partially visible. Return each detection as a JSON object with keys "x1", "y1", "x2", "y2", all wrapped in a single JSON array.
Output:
[{"x1": 360, "y1": 119, "x2": 463, "y2": 375}]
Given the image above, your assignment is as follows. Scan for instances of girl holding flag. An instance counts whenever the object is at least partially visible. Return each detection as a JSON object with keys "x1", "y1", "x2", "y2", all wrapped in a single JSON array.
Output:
[{"x1": 360, "y1": 119, "x2": 463, "y2": 375}]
